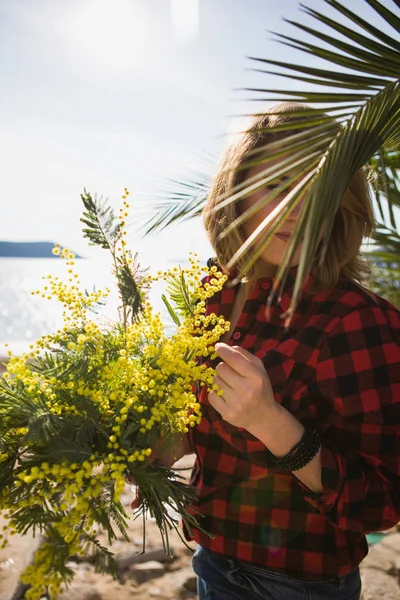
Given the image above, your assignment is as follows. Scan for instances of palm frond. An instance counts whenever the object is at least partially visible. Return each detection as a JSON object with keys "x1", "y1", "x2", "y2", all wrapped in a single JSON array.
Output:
[
  {"x1": 235, "y1": 0, "x2": 400, "y2": 313},
  {"x1": 212, "y1": 1, "x2": 400, "y2": 313},
  {"x1": 143, "y1": 179, "x2": 207, "y2": 234},
  {"x1": 144, "y1": 0, "x2": 400, "y2": 316},
  {"x1": 367, "y1": 223, "x2": 400, "y2": 266},
  {"x1": 369, "y1": 265, "x2": 400, "y2": 308},
  {"x1": 367, "y1": 148, "x2": 400, "y2": 230},
  {"x1": 140, "y1": 152, "x2": 218, "y2": 234},
  {"x1": 328, "y1": 0, "x2": 400, "y2": 52}
]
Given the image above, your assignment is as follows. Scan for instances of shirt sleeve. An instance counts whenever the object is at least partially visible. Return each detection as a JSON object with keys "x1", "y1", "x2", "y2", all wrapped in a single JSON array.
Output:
[{"x1": 295, "y1": 303, "x2": 400, "y2": 534}]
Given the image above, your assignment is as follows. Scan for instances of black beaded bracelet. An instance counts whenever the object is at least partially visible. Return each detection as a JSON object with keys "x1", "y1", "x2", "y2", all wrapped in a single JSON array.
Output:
[{"x1": 272, "y1": 429, "x2": 322, "y2": 472}]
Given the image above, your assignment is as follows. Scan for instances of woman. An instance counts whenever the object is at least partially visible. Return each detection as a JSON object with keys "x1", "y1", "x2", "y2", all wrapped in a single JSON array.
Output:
[{"x1": 143, "y1": 103, "x2": 400, "y2": 600}]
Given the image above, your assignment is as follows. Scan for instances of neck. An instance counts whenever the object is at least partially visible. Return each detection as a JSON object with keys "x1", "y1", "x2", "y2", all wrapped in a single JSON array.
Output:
[{"x1": 249, "y1": 261, "x2": 278, "y2": 281}]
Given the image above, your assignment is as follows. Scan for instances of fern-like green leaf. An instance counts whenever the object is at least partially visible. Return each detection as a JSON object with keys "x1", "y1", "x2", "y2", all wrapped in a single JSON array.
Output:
[
  {"x1": 0, "y1": 381, "x2": 49, "y2": 427},
  {"x1": 107, "y1": 501, "x2": 130, "y2": 543},
  {"x1": 116, "y1": 260, "x2": 143, "y2": 322},
  {"x1": 23, "y1": 411, "x2": 64, "y2": 448},
  {"x1": 83, "y1": 535, "x2": 118, "y2": 578},
  {"x1": 80, "y1": 189, "x2": 122, "y2": 252},
  {"x1": 43, "y1": 528, "x2": 76, "y2": 582},
  {"x1": 161, "y1": 294, "x2": 181, "y2": 326},
  {"x1": 83, "y1": 287, "x2": 107, "y2": 314},
  {"x1": 165, "y1": 270, "x2": 195, "y2": 318}
]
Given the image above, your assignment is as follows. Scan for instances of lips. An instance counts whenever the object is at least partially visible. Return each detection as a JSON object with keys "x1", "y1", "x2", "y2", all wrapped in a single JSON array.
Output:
[{"x1": 275, "y1": 232, "x2": 292, "y2": 240}]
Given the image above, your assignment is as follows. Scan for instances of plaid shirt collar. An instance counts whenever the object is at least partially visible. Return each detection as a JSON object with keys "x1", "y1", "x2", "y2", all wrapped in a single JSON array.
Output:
[{"x1": 208, "y1": 257, "x2": 318, "y2": 314}]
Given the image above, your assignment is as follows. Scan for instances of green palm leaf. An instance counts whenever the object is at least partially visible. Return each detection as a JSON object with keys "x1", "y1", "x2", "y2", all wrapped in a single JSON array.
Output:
[
  {"x1": 141, "y1": 152, "x2": 217, "y2": 234},
  {"x1": 368, "y1": 265, "x2": 400, "y2": 307},
  {"x1": 365, "y1": 145, "x2": 400, "y2": 298},
  {"x1": 368, "y1": 148, "x2": 400, "y2": 231},
  {"x1": 143, "y1": 178, "x2": 207, "y2": 234},
  {"x1": 144, "y1": 0, "x2": 400, "y2": 315}
]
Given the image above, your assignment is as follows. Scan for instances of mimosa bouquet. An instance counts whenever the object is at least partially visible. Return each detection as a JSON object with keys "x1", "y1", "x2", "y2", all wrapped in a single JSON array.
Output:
[{"x1": 0, "y1": 190, "x2": 229, "y2": 599}]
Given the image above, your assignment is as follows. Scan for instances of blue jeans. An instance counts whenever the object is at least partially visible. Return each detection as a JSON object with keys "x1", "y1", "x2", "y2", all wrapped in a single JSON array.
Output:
[{"x1": 193, "y1": 546, "x2": 362, "y2": 600}]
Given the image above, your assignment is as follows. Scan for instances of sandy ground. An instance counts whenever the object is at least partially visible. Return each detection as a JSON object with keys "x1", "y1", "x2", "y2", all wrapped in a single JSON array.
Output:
[{"x1": 0, "y1": 454, "x2": 198, "y2": 600}]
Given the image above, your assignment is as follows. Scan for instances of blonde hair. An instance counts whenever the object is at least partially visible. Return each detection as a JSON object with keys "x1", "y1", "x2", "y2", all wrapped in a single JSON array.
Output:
[{"x1": 203, "y1": 102, "x2": 375, "y2": 291}]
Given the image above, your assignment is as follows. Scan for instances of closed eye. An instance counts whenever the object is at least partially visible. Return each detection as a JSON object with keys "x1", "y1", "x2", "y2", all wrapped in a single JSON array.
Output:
[
  {"x1": 265, "y1": 175, "x2": 291, "y2": 192},
  {"x1": 266, "y1": 182, "x2": 295, "y2": 194}
]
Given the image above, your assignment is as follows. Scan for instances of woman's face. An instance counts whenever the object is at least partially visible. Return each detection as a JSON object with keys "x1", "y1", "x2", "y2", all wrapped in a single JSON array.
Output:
[{"x1": 240, "y1": 161, "x2": 305, "y2": 279}]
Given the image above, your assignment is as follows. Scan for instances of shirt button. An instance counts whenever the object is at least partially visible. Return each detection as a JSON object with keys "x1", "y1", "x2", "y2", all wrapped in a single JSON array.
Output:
[
  {"x1": 261, "y1": 282, "x2": 271, "y2": 290},
  {"x1": 233, "y1": 332, "x2": 241, "y2": 340}
]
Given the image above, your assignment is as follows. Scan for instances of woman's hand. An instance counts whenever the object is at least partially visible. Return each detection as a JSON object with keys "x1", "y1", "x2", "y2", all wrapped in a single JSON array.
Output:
[
  {"x1": 129, "y1": 432, "x2": 193, "y2": 509},
  {"x1": 208, "y1": 343, "x2": 280, "y2": 433}
]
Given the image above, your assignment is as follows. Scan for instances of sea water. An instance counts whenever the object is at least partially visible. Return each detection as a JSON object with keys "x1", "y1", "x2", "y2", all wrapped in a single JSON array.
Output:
[{"x1": 0, "y1": 257, "x2": 190, "y2": 358}]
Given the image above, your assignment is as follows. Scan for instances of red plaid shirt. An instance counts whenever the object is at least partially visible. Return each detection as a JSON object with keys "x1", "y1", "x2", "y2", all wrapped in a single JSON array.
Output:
[{"x1": 186, "y1": 265, "x2": 400, "y2": 581}]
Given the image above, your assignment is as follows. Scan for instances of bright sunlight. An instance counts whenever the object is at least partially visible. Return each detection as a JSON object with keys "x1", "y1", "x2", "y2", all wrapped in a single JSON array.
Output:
[{"x1": 65, "y1": 0, "x2": 149, "y2": 73}]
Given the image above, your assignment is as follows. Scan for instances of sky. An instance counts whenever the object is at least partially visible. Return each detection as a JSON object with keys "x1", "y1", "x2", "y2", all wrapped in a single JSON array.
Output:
[{"x1": 0, "y1": 0, "x2": 396, "y2": 269}]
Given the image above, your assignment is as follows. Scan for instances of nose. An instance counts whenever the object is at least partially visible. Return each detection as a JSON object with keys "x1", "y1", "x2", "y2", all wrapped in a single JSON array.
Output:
[{"x1": 289, "y1": 195, "x2": 305, "y2": 218}]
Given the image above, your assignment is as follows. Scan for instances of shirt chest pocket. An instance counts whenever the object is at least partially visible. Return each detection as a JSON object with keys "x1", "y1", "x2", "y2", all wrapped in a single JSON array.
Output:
[
  {"x1": 262, "y1": 350, "x2": 297, "y2": 396},
  {"x1": 262, "y1": 350, "x2": 312, "y2": 414}
]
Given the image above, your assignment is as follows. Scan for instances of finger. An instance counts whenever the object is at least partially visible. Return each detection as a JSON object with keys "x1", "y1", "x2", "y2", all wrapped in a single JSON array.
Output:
[
  {"x1": 215, "y1": 362, "x2": 242, "y2": 389},
  {"x1": 208, "y1": 389, "x2": 227, "y2": 416},
  {"x1": 214, "y1": 343, "x2": 254, "y2": 377},
  {"x1": 126, "y1": 473, "x2": 136, "y2": 484},
  {"x1": 130, "y1": 486, "x2": 142, "y2": 510},
  {"x1": 212, "y1": 375, "x2": 235, "y2": 402},
  {"x1": 231, "y1": 345, "x2": 262, "y2": 367}
]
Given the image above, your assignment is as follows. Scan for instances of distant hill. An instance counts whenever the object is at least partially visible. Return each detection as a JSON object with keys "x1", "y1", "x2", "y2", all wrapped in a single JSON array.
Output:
[{"x1": 0, "y1": 242, "x2": 82, "y2": 258}]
